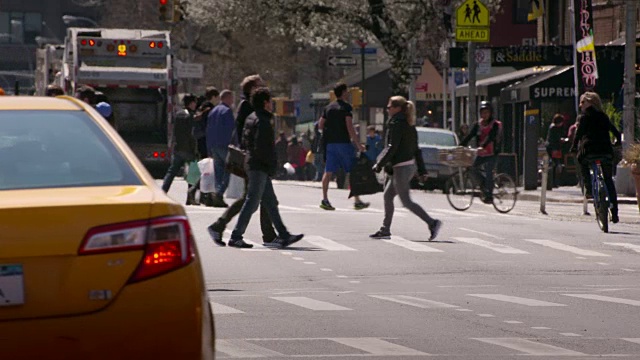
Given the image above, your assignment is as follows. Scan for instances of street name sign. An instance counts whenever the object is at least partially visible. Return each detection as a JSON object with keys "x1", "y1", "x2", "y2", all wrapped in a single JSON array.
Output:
[
  {"x1": 351, "y1": 47, "x2": 377, "y2": 55},
  {"x1": 175, "y1": 62, "x2": 203, "y2": 79},
  {"x1": 455, "y1": 0, "x2": 490, "y2": 43},
  {"x1": 407, "y1": 66, "x2": 422, "y2": 76},
  {"x1": 328, "y1": 56, "x2": 357, "y2": 67}
]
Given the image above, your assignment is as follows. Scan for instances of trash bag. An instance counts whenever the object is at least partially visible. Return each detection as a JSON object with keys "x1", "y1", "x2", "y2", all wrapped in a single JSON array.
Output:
[
  {"x1": 226, "y1": 174, "x2": 245, "y2": 199},
  {"x1": 348, "y1": 154, "x2": 383, "y2": 198},
  {"x1": 185, "y1": 161, "x2": 201, "y2": 185},
  {"x1": 198, "y1": 158, "x2": 215, "y2": 194}
]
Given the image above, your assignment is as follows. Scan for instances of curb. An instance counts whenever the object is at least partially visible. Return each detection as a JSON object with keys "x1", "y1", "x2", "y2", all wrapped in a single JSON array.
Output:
[
  {"x1": 273, "y1": 180, "x2": 639, "y2": 206},
  {"x1": 518, "y1": 193, "x2": 638, "y2": 205}
]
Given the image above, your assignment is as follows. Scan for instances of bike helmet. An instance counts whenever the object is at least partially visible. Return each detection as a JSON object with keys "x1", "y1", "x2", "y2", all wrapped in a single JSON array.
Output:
[{"x1": 479, "y1": 100, "x2": 492, "y2": 112}]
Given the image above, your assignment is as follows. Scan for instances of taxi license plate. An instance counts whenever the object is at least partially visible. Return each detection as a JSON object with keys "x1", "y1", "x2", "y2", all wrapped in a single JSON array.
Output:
[{"x1": 0, "y1": 264, "x2": 24, "y2": 306}]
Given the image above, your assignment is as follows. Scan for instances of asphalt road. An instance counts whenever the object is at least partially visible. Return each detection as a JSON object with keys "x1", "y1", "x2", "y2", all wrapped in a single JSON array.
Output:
[{"x1": 165, "y1": 179, "x2": 640, "y2": 359}]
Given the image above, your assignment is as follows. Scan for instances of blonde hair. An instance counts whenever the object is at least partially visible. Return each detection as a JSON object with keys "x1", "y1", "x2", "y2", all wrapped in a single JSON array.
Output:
[
  {"x1": 389, "y1": 96, "x2": 416, "y2": 126},
  {"x1": 580, "y1": 91, "x2": 603, "y2": 112}
]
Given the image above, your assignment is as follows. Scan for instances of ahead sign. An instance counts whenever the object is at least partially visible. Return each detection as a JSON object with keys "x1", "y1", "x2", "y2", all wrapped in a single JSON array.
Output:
[
  {"x1": 455, "y1": 0, "x2": 490, "y2": 43},
  {"x1": 456, "y1": 28, "x2": 490, "y2": 42}
]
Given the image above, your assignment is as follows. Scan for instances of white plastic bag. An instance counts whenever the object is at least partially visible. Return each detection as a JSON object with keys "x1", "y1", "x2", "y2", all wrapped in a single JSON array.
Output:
[
  {"x1": 226, "y1": 174, "x2": 245, "y2": 199},
  {"x1": 198, "y1": 158, "x2": 215, "y2": 194}
]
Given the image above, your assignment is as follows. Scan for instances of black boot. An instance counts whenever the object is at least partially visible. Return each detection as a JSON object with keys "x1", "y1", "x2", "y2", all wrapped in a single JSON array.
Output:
[
  {"x1": 611, "y1": 208, "x2": 619, "y2": 224},
  {"x1": 210, "y1": 193, "x2": 229, "y2": 208},
  {"x1": 201, "y1": 193, "x2": 214, "y2": 207},
  {"x1": 186, "y1": 190, "x2": 198, "y2": 206}
]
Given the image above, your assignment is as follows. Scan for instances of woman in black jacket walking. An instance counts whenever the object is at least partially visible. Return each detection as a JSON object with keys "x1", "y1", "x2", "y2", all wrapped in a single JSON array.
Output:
[
  {"x1": 570, "y1": 91, "x2": 621, "y2": 223},
  {"x1": 370, "y1": 96, "x2": 442, "y2": 241}
]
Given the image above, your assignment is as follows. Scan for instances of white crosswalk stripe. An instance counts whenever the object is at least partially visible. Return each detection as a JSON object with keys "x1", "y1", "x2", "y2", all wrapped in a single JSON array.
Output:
[
  {"x1": 370, "y1": 295, "x2": 459, "y2": 309},
  {"x1": 216, "y1": 339, "x2": 284, "y2": 357},
  {"x1": 270, "y1": 296, "x2": 352, "y2": 311},
  {"x1": 330, "y1": 338, "x2": 429, "y2": 356},
  {"x1": 453, "y1": 237, "x2": 529, "y2": 254},
  {"x1": 467, "y1": 294, "x2": 567, "y2": 307},
  {"x1": 304, "y1": 235, "x2": 358, "y2": 251},
  {"x1": 383, "y1": 236, "x2": 444, "y2": 252},
  {"x1": 210, "y1": 301, "x2": 244, "y2": 314},
  {"x1": 278, "y1": 205, "x2": 307, "y2": 211},
  {"x1": 604, "y1": 242, "x2": 640, "y2": 253},
  {"x1": 430, "y1": 208, "x2": 484, "y2": 218},
  {"x1": 524, "y1": 239, "x2": 611, "y2": 257},
  {"x1": 474, "y1": 338, "x2": 586, "y2": 356},
  {"x1": 562, "y1": 293, "x2": 640, "y2": 306}
]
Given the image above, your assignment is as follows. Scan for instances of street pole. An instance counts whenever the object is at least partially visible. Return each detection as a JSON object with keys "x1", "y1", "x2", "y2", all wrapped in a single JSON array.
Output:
[
  {"x1": 467, "y1": 42, "x2": 477, "y2": 125},
  {"x1": 443, "y1": 67, "x2": 448, "y2": 129},
  {"x1": 623, "y1": 0, "x2": 637, "y2": 148},
  {"x1": 408, "y1": 38, "x2": 417, "y2": 103},
  {"x1": 361, "y1": 42, "x2": 366, "y2": 125}
]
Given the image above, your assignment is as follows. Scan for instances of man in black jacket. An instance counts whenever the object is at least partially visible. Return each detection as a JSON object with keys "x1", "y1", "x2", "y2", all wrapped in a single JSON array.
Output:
[
  {"x1": 162, "y1": 94, "x2": 197, "y2": 203},
  {"x1": 207, "y1": 75, "x2": 277, "y2": 246},
  {"x1": 225, "y1": 87, "x2": 303, "y2": 249}
]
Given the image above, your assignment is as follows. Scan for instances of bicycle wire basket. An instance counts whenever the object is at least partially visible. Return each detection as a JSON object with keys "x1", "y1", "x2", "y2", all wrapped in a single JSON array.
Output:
[{"x1": 438, "y1": 147, "x2": 478, "y2": 167}]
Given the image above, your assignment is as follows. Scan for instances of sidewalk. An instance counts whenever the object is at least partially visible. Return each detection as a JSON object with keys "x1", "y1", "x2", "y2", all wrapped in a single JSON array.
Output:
[
  {"x1": 273, "y1": 180, "x2": 639, "y2": 206},
  {"x1": 519, "y1": 185, "x2": 638, "y2": 205}
]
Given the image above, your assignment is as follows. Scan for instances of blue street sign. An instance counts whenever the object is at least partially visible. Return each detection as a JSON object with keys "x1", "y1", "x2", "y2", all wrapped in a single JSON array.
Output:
[{"x1": 352, "y1": 47, "x2": 377, "y2": 55}]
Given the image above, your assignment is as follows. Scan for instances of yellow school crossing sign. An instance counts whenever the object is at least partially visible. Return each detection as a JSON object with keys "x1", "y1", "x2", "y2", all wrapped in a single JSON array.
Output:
[{"x1": 455, "y1": 0, "x2": 490, "y2": 42}]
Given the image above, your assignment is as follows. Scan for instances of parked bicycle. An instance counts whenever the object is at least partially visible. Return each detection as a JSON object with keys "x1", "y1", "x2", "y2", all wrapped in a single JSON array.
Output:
[
  {"x1": 585, "y1": 155, "x2": 612, "y2": 233},
  {"x1": 441, "y1": 147, "x2": 518, "y2": 213}
]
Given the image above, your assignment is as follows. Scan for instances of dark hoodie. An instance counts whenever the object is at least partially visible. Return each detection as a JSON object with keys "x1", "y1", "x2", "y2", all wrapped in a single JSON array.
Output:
[{"x1": 376, "y1": 112, "x2": 426, "y2": 175}]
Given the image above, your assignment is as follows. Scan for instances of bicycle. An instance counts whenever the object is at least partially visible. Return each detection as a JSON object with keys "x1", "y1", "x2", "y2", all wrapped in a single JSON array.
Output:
[
  {"x1": 584, "y1": 155, "x2": 612, "y2": 233},
  {"x1": 440, "y1": 147, "x2": 518, "y2": 213}
]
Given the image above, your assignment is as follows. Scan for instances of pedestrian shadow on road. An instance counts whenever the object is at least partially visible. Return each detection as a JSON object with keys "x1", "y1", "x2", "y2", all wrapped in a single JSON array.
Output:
[
  {"x1": 270, "y1": 246, "x2": 326, "y2": 252},
  {"x1": 607, "y1": 231, "x2": 638, "y2": 236},
  {"x1": 412, "y1": 240, "x2": 454, "y2": 244}
]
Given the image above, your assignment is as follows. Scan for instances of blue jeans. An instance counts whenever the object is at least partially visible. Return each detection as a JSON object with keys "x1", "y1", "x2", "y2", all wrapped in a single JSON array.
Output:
[
  {"x1": 231, "y1": 170, "x2": 289, "y2": 241},
  {"x1": 473, "y1": 155, "x2": 497, "y2": 198},
  {"x1": 210, "y1": 146, "x2": 230, "y2": 195},
  {"x1": 161, "y1": 151, "x2": 189, "y2": 192}
]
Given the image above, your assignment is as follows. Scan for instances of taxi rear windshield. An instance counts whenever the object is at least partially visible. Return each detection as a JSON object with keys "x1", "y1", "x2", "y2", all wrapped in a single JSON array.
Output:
[{"x1": 0, "y1": 110, "x2": 141, "y2": 190}]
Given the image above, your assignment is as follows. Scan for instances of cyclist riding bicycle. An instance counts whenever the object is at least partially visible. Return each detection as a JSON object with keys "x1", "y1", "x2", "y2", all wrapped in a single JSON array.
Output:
[
  {"x1": 570, "y1": 91, "x2": 621, "y2": 223},
  {"x1": 460, "y1": 101, "x2": 503, "y2": 204}
]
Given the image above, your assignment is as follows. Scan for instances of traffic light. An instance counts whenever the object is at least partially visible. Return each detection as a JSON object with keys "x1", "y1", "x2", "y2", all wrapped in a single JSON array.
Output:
[
  {"x1": 349, "y1": 87, "x2": 363, "y2": 109},
  {"x1": 159, "y1": 0, "x2": 172, "y2": 22}
]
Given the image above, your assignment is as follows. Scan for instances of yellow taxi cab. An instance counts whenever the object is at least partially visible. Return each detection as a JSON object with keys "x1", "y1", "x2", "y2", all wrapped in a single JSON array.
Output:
[{"x1": 0, "y1": 96, "x2": 214, "y2": 359}]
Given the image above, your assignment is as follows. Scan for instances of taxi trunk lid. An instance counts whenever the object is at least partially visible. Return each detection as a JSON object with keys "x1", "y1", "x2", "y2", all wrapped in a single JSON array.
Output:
[{"x1": 0, "y1": 186, "x2": 155, "y2": 320}]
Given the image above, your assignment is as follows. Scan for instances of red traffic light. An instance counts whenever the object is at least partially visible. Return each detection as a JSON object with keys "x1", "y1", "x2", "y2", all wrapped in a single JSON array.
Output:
[{"x1": 159, "y1": 0, "x2": 168, "y2": 4}]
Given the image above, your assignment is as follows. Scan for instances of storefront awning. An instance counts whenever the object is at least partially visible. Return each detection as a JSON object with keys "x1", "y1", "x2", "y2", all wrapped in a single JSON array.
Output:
[
  {"x1": 500, "y1": 66, "x2": 574, "y2": 103},
  {"x1": 456, "y1": 66, "x2": 555, "y2": 97}
]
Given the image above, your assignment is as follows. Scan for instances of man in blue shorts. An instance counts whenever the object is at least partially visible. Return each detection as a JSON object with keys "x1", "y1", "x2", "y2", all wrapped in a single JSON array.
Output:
[{"x1": 318, "y1": 83, "x2": 369, "y2": 210}]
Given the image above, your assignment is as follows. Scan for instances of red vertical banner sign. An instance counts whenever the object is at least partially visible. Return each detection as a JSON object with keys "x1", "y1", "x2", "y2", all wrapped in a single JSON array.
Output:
[{"x1": 574, "y1": 0, "x2": 598, "y2": 93}]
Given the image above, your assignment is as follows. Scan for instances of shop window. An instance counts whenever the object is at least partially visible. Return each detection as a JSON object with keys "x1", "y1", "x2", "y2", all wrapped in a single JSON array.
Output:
[{"x1": 0, "y1": 12, "x2": 41, "y2": 44}]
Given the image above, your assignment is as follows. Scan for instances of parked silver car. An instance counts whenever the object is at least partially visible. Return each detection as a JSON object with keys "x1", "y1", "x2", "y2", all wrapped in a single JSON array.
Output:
[{"x1": 414, "y1": 127, "x2": 460, "y2": 191}]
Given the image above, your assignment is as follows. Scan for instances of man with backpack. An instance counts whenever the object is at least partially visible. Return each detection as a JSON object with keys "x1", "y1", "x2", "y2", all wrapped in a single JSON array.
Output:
[{"x1": 460, "y1": 101, "x2": 503, "y2": 203}]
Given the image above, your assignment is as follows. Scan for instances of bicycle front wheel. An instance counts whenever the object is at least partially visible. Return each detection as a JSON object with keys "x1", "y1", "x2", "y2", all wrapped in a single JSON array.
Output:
[
  {"x1": 492, "y1": 173, "x2": 518, "y2": 213},
  {"x1": 446, "y1": 171, "x2": 474, "y2": 211}
]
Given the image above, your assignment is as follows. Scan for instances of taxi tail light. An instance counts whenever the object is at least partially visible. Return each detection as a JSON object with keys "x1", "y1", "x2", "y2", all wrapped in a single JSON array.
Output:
[
  {"x1": 79, "y1": 217, "x2": 195, "y2": 283},
  {"x1": 129, "y1": 217, "x2": 195, "y2": 283}
]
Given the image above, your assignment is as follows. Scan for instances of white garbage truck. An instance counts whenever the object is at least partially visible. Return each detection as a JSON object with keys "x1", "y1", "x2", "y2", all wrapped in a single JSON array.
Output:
[{"x1": 60, "y1": 27, "x2": 177, "y2": 174}]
